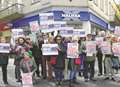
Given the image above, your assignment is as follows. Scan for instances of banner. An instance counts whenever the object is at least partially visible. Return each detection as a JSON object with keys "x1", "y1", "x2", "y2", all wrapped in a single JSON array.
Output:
[
  {"x1": 21, "y1": 73, "x2": 33, "y2": 87},
  {"x1": 86, "y1": 41, "x2": 96, "y2": 56},
  {"x1": 95, "y1": 37, "x2": 104, "y2": 45},
  {"x1": 29, "y1": 21, "x2": 40, "y2": 32},
  {"x1": 42, "y1": 44, "x2": 58, "y2": 55},
  {"x1": 112, "y1": 43, "x2": 120, "y2": 56},
  {"x1": 67, "y1": 43, "x2": 79, "y2": 58},
  {"x1": 73, "y1": 29, "x2": 86, "y2": 37},
  {"x1": 101, "y1": 41, "x2": 111, "y2": 54},
  {"x1": 0, "y1": 43, "x2": 10, "y2": 53}
]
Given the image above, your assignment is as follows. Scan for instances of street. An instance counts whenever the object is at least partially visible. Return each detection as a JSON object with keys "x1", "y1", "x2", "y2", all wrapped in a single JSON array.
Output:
[{"x1": 0, "y1": 59, "x2": 120, "y2": 87}]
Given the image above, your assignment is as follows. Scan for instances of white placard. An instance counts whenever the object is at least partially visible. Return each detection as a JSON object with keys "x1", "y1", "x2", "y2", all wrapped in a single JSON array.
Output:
[
  {"x1": 112, "y1": 43, "x2": 120, "y2": 56},
  {"x1": 12, "y1": 29, "x2": 24, "y2": 38},
  {"x1": 0, "y1": 43, "x2": 10, "y2": 53},
  {"x1": 95, "y1": 37, "x2": 104, "y2": 45},
  {"x1": 67, "y1": 43, "x2": 79, "y2": 58},
  {"x1": 101, "y1": 41, "x2": 111, "y2": 54},
  {"x1": 21, "y1": 73, "x2": 33, "y2": 87},
  {"x1": 42, "y1": 44, "x2": 58, "y2": 55},
  {"x1": 59, "y1": 28, "x2": 73, "y2": 37},
  {"x1": 86, "y1": 41, "x2": 96, "y2": 56},
  {"x1": 29, "y1": 21, "x2": 40, "y2": 32},
  {"x1": 73, "y1": 29, "x2": 86, "y2": 37}
]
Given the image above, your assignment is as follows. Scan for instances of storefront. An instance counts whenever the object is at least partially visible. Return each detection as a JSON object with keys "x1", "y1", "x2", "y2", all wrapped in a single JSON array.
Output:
[{"x1": 12, "y1": 7, "x2": 109, "y2": 35}]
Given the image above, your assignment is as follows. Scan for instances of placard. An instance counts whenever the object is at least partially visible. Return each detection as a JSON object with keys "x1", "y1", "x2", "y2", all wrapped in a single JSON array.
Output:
[
  {"x1": 21, "y1": 73, "x2": 33, "y2": 87},
  {"x1": 42, "y1": 44, "x2": 58, "y2": 55},
  {"x1": 29, "y1": 21, "x2": 40, "y2": 32},
  {"x1": 101, "y1": 41, "x2": 111, "y2": 54},
  {"x1": 73, "y1": 29, "x2": 86, "y2": 37},
  {"x1": 12, "y1": 29, "x2": 24, "y2": 38},
  {"x1": 95, "y1": 37, "x2": 104, "y2": 45},
  {"x1": 112, "y1": 43, "x2": 120, "y2": 56},
  {"x1": 67, "y1": 43, "x2": 79, "y2": 58},
  {"x1": 59, "y1": 28, "x2": 73, "y2": 37},
  {"x1": 86, "y1": 41, "x2": 96, "y2": 56},
  {"x1": 0, "y1": 43, "x2": 10, "y2": 53}
]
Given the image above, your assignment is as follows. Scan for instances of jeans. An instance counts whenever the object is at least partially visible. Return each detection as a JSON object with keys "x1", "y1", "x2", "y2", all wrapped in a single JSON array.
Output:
[{"x1": 54, "y1": 69, "x2": 63, "y2": 81}]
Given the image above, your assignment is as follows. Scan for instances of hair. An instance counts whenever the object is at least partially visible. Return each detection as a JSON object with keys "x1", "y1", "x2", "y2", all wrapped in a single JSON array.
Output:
[
  {"x1": 54, "y1": 35, "x2": 62, "y2": 43},
  {"x1": 18, "y1": 37, "x2": 26, "y2": 44}
]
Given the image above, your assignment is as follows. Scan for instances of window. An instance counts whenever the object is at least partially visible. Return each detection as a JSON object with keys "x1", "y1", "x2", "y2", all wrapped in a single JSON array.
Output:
[{"x1": 31, "y1": 0, "x2": 41, "y2": 4}]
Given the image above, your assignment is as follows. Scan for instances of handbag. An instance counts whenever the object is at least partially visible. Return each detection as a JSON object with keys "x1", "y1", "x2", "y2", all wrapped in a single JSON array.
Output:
[
  {"x1": 50, "y1": 56, "x2": 56, "y2": 65},
  {"x1": 74, "y1": 58, "x2": 81, "y2": 65}
]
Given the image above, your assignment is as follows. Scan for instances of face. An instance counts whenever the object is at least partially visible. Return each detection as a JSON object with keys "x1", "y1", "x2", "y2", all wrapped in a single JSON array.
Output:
[
  {"x1": 18, "y1": 38, "x2": 24, "y2": 44},
  {"x1": 56, "y1": 37, "x2": 62, "y2": 44},
  {"x1": 0, "y1": 37, "x2": 6, "y2": 43}
]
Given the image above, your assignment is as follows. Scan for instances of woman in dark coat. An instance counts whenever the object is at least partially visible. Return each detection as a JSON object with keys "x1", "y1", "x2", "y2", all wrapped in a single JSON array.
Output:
[
  {"x1": 53, "y1": 35, "x2": 66, "y2": 87},
  {"x1": 0, "y1": 37, "x2": 9, "y2": 85}
]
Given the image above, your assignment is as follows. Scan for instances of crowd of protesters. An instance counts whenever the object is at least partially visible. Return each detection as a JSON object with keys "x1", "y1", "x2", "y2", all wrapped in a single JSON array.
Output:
[{"x1": 0, "y1": 32, "x2": 120, "y2": 87}]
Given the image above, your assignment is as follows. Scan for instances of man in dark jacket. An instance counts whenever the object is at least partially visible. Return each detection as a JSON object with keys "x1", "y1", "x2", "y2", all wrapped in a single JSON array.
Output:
[{"x1": 0, "y1": 37, "x2": 9, "y2": 85}]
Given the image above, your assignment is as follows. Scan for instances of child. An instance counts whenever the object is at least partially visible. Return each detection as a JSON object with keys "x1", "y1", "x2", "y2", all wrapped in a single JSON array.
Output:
[{"x1": 20, "y1": 51, "x2": 37, "y2": 85}]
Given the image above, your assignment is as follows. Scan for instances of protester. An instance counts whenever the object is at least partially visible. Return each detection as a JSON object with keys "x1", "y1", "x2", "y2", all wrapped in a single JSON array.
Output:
[
  {"x1": 14, "y1": 37, "x2": 27, "y2": 82},
  {"x1": 0, "y1": 37, "x2": 9, "y2": 85},
  {"x1": 104, "y1": 37, "x2": 114, "y2": 80},
  {"x1": 83, "y1": 34, "x2": 96, "y2": 82},
  {"x1": 68, "y1": 36, "x2": 80, "y2": 87},
  {"x1": 53, "y1": 35, "x2": 66, "y2": 86}
]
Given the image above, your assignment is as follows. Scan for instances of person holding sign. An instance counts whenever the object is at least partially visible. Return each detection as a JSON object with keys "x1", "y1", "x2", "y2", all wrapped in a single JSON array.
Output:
[
  {"x1": 67, "y1": 36, "x2": 80, "y2": 87},
  {"x1": 53, "y1": 35, "x2": 66, "y2": 87},
  {"x1": 0, "y1": 37, "x2": 10, "y2": 85},
  {"x1": 103, "y1": 37, "x2": 114, "y2": 80},
  {"x1": 83, "y1": 34, "x2": 96, "y2": 82}
]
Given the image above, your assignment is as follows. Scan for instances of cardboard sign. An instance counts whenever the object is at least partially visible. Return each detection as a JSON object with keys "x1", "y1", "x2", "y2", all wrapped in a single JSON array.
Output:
[
  {"x1": 112, "y1": 43, "x2": 120, "y2": 56},
  {"x1": 0, "y1": 43, "x2": 10, "y2": 53},
  {"x1": 42, "y1": 44, "x2": 58, "y2": 55},
  {"x1": 67, "y1": 43, "x2": 79, "y2": 58},
  {"x1": 29, "y1": 21, "x2": 40, "y2": 32},
  {"x1": 21, "y1": 73, "x2": 33, "y2": 87},
  {"x1": 86, "y1": 41, "x2": 96, "y2": 56},
  {"x1": 101, "y1": 41, "x2": 111, "y2": 54}
]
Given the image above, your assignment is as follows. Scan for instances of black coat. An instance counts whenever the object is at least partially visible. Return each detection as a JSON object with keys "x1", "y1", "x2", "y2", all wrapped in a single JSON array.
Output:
[{"x1": 0, "y1": 53, "x2": 9, "y2": 65}]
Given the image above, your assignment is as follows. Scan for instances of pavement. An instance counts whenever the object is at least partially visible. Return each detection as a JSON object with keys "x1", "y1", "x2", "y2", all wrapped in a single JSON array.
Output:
[{"x1": 0, "y1": 59, "x2": 120, "y2": 87}]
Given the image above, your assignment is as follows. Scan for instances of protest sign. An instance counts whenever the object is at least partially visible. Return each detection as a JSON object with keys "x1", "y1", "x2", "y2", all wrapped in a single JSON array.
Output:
[
  {"x1": 29, "y1": 21, "x2": 40, "y2": 32},
  {"x1": 42, "y1": 44, "x2": 58, "y2": 55},
  {"x1": 100, "y1": 41, "x2": 111, "y2": 54},
  {"x1": 12, "y1": 29, "x2": 24, "y2": 38},
  {"x1": 114, "y1": 26, "x2": 120, "y2": 36},
  {"x1": 67, "y1": 43, "x2": 79, "y2": 58},
  {"x1": 0, "y1": 43, "x2": 10, "y2": 53},
  {"x1": 59, "y1": 27, "x2": 73, "y2": 37},
  {"x1": 95, "y1": 37, "x2": 104, "y2": 45},
  {"x1": 86, "y1": 41, "x2": 96, "y2": 56},
  {"x1": 112, "y1": 43, "x2": 120, "y2": 56},
  {"x1": 21, "y1": 72, "x2": 33, "y2": 87},
  {"x1": 73, "y1": 29, "x2": 86, "y2": 37}
]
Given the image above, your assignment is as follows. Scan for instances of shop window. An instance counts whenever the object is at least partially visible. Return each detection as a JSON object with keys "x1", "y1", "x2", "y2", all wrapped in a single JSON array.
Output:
[{"x1": 31, "y1": 0, "x2": 41, "y2": 4}]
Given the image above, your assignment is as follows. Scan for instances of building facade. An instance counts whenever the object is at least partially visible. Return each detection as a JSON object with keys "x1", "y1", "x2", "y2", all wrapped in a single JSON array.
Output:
[{"x1": 0, "y1": 0, "x2": 117, "y2": 34}]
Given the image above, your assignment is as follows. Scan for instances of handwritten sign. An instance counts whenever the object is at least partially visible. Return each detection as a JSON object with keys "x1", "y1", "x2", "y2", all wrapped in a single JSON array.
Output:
[
  {"x1": 67, "y1": 43, "x2": 79, "y2": 58},
  {"x1": 42, "y1": 44, "x2": 58, "y2": 55},
  {"x1": 86, "y1": 41, "x2": 96, "y2": 56}
]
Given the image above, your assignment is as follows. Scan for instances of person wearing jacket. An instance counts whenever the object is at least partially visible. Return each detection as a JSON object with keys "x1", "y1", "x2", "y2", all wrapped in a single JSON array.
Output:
[
  {"x1": 83, "y1": 34, "x2": 96, "y2": 82},
  {"x1": 53, "y1": 35, "x2": 66, "y2": 87},
  {"x1": 0, "y1": 37, "x2": 9, "y2": 85}
]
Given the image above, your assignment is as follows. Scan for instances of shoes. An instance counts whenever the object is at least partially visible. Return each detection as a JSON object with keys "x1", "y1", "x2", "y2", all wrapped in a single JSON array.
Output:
[
  {"x1": 111, "y1": 77, "x2": 115, "y2": 81},
  {"x1": 98, "y1": 73, "x2": 103, "y2": 76},
  {"x1": 4, "y1": 81, "x2": 9, "y2": 85},
  {"x1": 90, "y1": 78, "x2": 96, "y2": 81},
  {"x1": 16, "y1": 80, "x2": 22, "y2": 83},
  {"x1": 84, "y1": 79, "x2": 88, "y2": 82},
  {"x1": 104, "y1": 77, "x2": 109, "y2": 80}
]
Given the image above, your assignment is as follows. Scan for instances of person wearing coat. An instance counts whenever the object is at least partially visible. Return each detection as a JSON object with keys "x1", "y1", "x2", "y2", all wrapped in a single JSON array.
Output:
[
  {"x1": 53, "y1": 35, "x2": 66, "y2": 87},
  {"x1": 0, "y1": 37, "x2": 9, "y2": 85}
]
